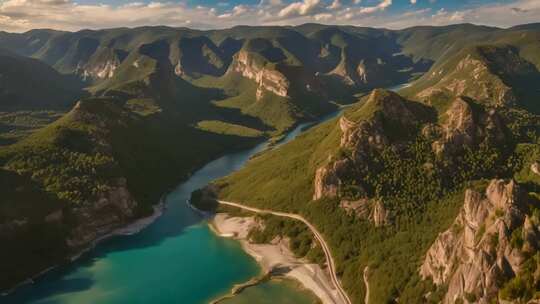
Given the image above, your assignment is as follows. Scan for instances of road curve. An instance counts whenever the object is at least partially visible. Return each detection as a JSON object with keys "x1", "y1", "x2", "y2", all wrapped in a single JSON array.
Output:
[{"x1": 217, "y1": 200, "x2": 353, "y2": 304}]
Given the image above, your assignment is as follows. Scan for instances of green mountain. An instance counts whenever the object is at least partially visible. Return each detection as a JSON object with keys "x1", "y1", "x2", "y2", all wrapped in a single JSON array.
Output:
[
  {"x1": 0, "y1": 95, "x2": 261, "y2": 290},
  {"x1": 2, "y1": 23, "x2": 540, "y2": 300},
  {"x1": 0, "y1": 48, "x2": 84, "y2": 111},
  {"x1": 204, "y1": 86, "x2": 540, "y2": 303},
  {"x1": 402, "y1": 44, "x2": 540, "y2": 113},
  {"x1": 196, "y1": 29, "x2": 540, "y2": 302}
]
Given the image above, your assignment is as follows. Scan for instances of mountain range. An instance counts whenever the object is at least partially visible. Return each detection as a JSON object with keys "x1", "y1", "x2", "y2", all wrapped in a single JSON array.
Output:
[{"x1": 1, "y1": 22, "x2": 540, "y2": 303}]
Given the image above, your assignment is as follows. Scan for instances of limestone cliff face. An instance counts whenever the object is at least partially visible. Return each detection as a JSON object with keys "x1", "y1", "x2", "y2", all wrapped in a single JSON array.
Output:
[
  {"x1": 328, "y1": 52, "x2": 392, "y2": 88},
  {"x1": 313, "y1": 157, "x2": 350, "y2": 200},
  {"x1": 76, "y1": 48, "x2": 126, "y2": 81},
  {"x1": 338, "y1": 199, "x2": 389, "y2": 227},
  {"x1": 228, "y1": 50, "x2": 289, "y2": 100},
  {"x1": 67, "y1": 178, "x2": 138, "y2": 248},
  {"x1": 433, "y1": 97, "x2": 506, "y2": 155},
  {"x1": 313, "y1": 90, "x2": 423, "y2": 226},
  {"x1": 312, "y1": 112, "x2": 387, "y2": 202},
  {"x1": 420, "y1": 179, "x2": 537, "y2": 303},
  {"x1": 314, "y1": 90, "x2": 422, "y2": 199},
  {"x1": 80, "y1": 60, "x2": 119, "y2": 80}
]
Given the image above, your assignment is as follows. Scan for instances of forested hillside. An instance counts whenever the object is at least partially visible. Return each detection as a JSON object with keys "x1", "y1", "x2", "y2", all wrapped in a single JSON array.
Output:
[{"x1": 1, "y1": 22, "x2": 540, "y2": 298}]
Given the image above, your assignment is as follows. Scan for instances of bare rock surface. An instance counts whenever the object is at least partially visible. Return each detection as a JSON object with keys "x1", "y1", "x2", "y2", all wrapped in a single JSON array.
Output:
[{"x1": 420, "y1": 179, "x2": 537, "y2": 303}]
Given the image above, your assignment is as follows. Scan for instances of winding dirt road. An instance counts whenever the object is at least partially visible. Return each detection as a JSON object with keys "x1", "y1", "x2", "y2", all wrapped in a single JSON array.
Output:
[{"x1": 217, "y1": 200, "x2": 352, "y2": 304}]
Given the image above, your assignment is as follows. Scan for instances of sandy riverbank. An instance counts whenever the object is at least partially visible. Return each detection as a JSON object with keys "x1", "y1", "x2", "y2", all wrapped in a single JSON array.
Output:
[{"x1": 210, "y1": 213, "x2": 343, "y2": 304}]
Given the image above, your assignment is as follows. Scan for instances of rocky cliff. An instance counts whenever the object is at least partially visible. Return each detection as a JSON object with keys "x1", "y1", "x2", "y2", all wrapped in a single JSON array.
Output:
[
  {"x1": 67, "y1": 178, "x2": 138, "y2": 248},
  {"x1": 433, "y1": 96, "x2": 507, "y2": 155},
  {"x1": 312, "y1": 89, "x2": 428, "y2": 225},
  {"x1": 43, "y1": 100, "x2": 140, "y2": 249},
  {"x1": 76, "y1": 48, "x2": 127, "y2": 81},
  {"x1": 228, "y1": 50, "x2": 289, "y2": 100},
  {"x1": 421, "y1": 179, "x2": 538, "y2": 303}
]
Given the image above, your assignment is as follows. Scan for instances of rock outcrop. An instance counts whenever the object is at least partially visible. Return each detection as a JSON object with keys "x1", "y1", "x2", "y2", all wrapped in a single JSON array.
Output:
[
  {"x1": 313, "y1": 157, "x2": 349, "y2": 200},
  {"x1": 339, "y1": 199, "x2": 389, "y2": 227},
  {"x1": 313, "y1": 89, "x2": 424, "y2": 201},
  {"x1": 420, "y1": 179, "x2": 537, "y2": 303},
  {"x1": 228, "y1": 50, "x2": 289, "y2": 100},
  {"x1": 76, "y1": 48, "x2": 127, "y2": 81},
  {"x1": 433, "y1": 97, "x2": 506, "y2": 155},
  {"x1": 62, "y1": 101, "x2": 140, "y2": 248},
  {"x1": 531, "y1": 162, "x2": 540, "y2": 176},
  {"x1": 67, "y1": 178, "x2": 138, "y2": 248},
  {"x1": 416, "y1": 45, "x2": 539, "y2": 107}
]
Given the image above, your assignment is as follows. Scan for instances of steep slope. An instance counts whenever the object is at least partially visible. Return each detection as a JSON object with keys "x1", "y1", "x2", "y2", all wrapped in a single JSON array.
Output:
[
  {"x1": 421, "y1": 179, "x2": 540, "y2": 303},
  {"x1": 395, "y1": 23, "x2": 499, "y2": 63},
  {"x1": 0, "y1": 95, "x2": 261, "y2": 291},
  {"x1": 403, "y1": 44, "x2": 540, "y2": 113},
  {"x1": 2, "y1": 23, "x2": 540, "y2": 301},
  {"x1": 309, "y1": 27, "x2": 429, "y2": 89},
  {"x1": 0, "y1": 48, "x2": 83, "y2": 111},
  {"x1": 203, "y1": 86, "x2": 539, "y2": 303}
]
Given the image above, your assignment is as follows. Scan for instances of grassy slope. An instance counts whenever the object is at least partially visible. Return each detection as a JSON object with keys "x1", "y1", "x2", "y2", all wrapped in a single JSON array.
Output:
[
  {"x1": 0, "y1": 96, "x2": 262, "y2": 290},
  {"x1": 215, "y1": 90, "x2": 538, "y2": 303},
  {"x1": 196, "y1": 120, "x2": 264, "y2": 138},
  {"x1": 194, "y1": 72, "x2": 300, "y2": 135}
]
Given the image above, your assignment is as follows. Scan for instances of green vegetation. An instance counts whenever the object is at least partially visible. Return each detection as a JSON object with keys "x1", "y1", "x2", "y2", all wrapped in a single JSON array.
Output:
[
  {"x1": 0, "y1": 48, "x2": 84, "y2": 111},
  {"x1": 0, "y1": 96, "x2": 264, "y2": 290},
  {"x1": 0, "y1": 111, "x2": 65, "y2": 145},
  {"x1": 194, "y1": 73, "x2": 300, "y2": 135},
  {"x1": 196, "y1": 120, "x2": 264, "y2": 138},
  {"x1": 215, "y1": 89, "x2": 538, "y2": 303},
  {"x1": 499, "y1": 253, "x2": 540, "y2": 302},
  {"x1": 1, "y1": 22, "x2": 540, "y2": 300}
]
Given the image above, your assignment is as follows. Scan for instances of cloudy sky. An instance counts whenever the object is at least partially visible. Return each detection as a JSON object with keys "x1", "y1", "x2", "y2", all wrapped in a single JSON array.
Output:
[{"x1": 0, "y1": 0, "x2": 539, "y2": 32}]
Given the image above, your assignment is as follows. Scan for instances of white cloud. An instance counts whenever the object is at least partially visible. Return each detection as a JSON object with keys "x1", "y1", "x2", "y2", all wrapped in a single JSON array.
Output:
[
  {"x1": 315, "y1": 13, "x2": 332, "y2": 21},
  {"x1": 358, "y1": 0, "x2": 392, "y2": 14},
  {"x1": 278, "y1": 0, "x2": 321, "y2": 18},
  {"x1": 0, "y1": 0, "x2": 539, "y2": 33},
  {"x1": 328, "y1": 0, "x2": 341, "y2": 10},
  {"x1": 410, "y1": 0, "x2": 417, "y2": 4}
]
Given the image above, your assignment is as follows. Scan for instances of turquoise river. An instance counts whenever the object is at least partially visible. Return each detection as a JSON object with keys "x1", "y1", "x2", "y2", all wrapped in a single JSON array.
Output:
[{"x1": 3, "y1": 84, "x2": 407, "y2": 304}]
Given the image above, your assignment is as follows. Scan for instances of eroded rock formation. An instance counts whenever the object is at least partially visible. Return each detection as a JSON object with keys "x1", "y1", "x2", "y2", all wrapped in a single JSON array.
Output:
[
  {"x1": 421, "y1": 179, "x2": 537, "y2": 303},
  {"x1": 313, "y1": 89, "x2": 424, "y2": 200},
  {"x1": 67, "y1": 178, "x2": 138, "y2": 247},
  {"x1": 228, "y1": 51, "x2": 289, "y2": 100},
  {"x1": 433, "y1": 97, "x2": 506, "y2": 155}
]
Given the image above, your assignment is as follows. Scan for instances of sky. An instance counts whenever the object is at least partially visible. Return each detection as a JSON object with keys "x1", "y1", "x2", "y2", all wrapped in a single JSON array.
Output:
[{"x1": 0, "y1": 0, "x2": 539, "y2": 32}]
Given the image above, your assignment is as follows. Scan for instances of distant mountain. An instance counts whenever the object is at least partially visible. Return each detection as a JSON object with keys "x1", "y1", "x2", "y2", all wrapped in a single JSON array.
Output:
[
  {"x1": 402, "y1": 44, "x2": 540, "y2": 113},
  {"x1": 2, "y1": 22, "x2": 540, "y2": 300},
  {"x1": 0, "y1": 48, "x2": 84, "y2": 111},
  {"x1": 2, "y1": 23, "x2": 537, "y2": 132}
]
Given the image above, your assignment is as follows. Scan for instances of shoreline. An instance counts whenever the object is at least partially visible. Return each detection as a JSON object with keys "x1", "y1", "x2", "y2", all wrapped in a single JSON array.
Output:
[
  {"x1": 209, "y1": 213, "x2": 343, "y2": 304},
  {"x1": 1, "y1": 196, "x2": 167, "y2": 296}
]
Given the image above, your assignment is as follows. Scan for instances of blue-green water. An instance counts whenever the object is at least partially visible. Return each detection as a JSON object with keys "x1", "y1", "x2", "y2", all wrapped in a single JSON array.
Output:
[
  {"x1": 3, "y1": 82, "x2": 407, "y2": 304},
  {"x1": 3, "y1": 139, "x2": 272, "y2": 304},
  {"x1": 2, "y1": 118, "x2": 320, "y2": 304}
]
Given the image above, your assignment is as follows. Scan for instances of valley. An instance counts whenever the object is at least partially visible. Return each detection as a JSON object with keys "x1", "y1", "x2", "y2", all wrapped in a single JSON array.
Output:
[{"x1": 0, "y1": 21, "x2": 539, "y2": 304}]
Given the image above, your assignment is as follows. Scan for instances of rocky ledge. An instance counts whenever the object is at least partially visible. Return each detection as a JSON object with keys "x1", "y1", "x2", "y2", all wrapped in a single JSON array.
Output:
[
  {"x1": 420, "y1": 179, "x2": 539, "y2": 303},
  {"x1": 228, "y1": 50, "x2": 289, "y2": 100}
]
